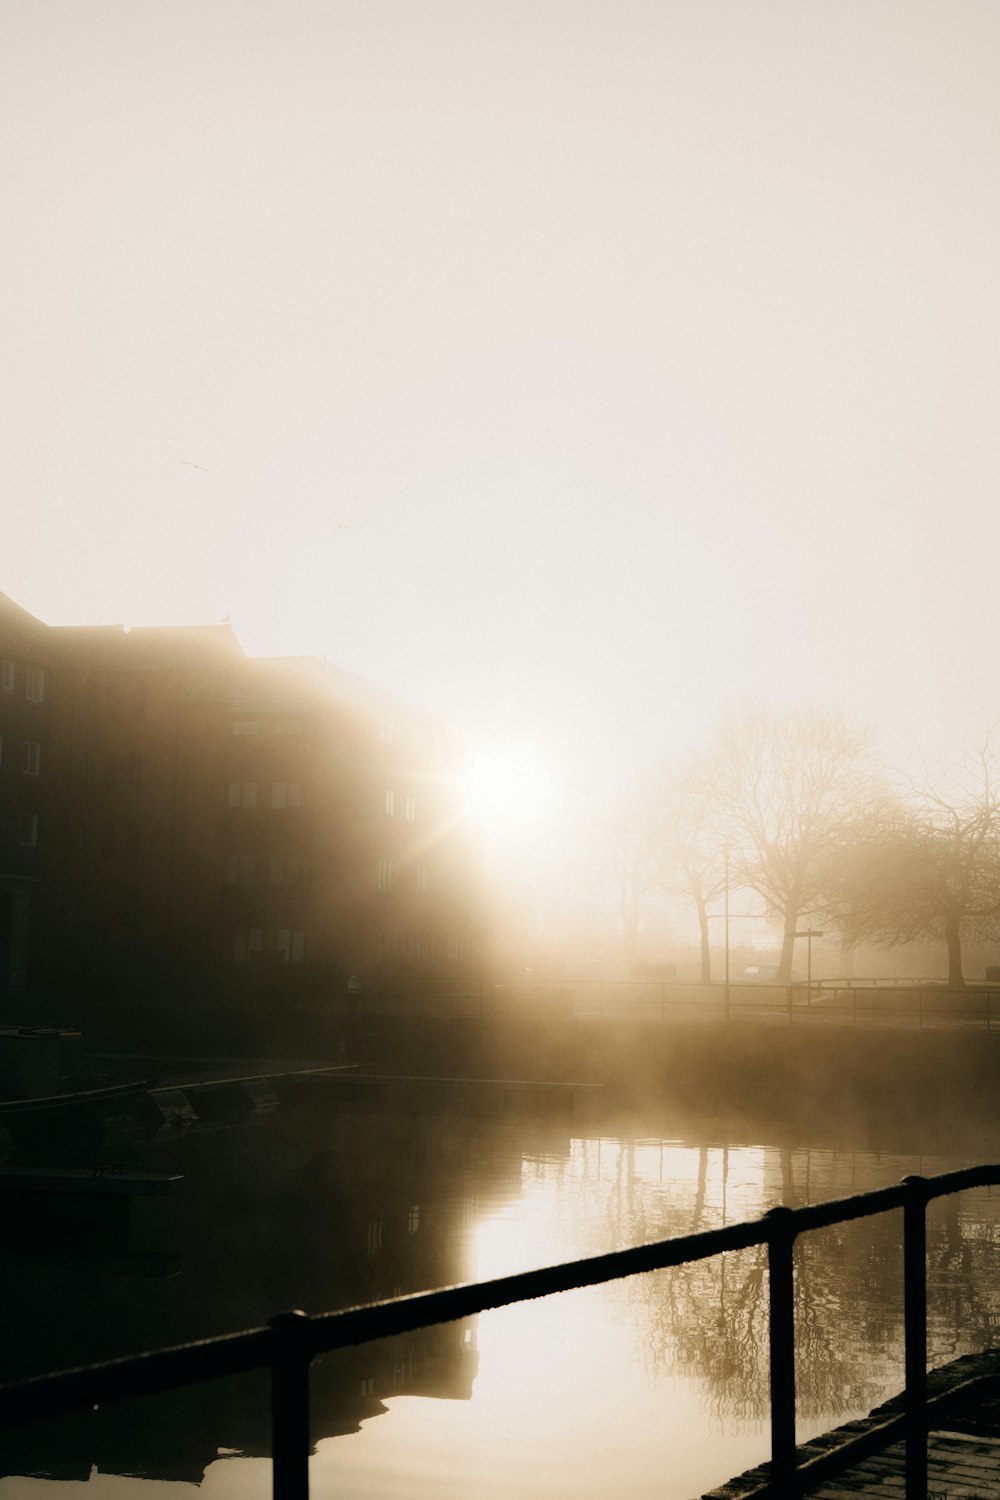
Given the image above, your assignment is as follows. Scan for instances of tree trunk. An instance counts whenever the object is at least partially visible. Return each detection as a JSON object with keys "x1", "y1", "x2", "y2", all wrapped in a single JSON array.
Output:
[
  {"x1": 696, "y1": 897, "x2": 712, "y2": 984},
  {"x1": 945, "y1": 913, "x2": 965, "y2": 990},
  {"x1": 776, "y1": 919, "x2": 798, "y2": 985}
]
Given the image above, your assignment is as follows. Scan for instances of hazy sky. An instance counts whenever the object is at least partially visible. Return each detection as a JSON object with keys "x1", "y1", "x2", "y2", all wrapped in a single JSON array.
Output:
[{"x1": 4, "y1": 1, "x2": 1000, "y2": 787}]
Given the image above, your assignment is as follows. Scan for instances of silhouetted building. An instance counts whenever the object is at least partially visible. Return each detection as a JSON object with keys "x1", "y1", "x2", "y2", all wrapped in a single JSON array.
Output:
[{"x1": 0, "y1": 593, "x2": 485, "y2": 1019}]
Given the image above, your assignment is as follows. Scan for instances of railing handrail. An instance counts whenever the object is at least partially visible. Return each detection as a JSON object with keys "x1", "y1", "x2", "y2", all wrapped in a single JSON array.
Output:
[{"x1": 3, "y1": 1164, "x2": 998, "y2": 1498}]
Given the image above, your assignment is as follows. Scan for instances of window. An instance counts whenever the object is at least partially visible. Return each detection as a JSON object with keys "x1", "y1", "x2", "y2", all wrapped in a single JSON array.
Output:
[
  {"x1": 231, "y1": 720, "x2": 258, "y2": 735},
  {"x1": 270, "y1": 854, "x2": 301, "y2": 886},
  {"x1": 404, "y1": 795, "x2": 417, "y2": 822},
  {"x1": 228, "y1": 781, "x2": 257, "y2": 808},
  {"x1": 408, "y1": 1205, "x2": 420, "y2": 1234},
  {"x1": 1, "y1": 660, "x2": 12, "y2": 691},
  {"x1": 233, "y1": 928, "x2": 262, "y2": 962},
  {"x1": 385, "y1": 788, "x2": 395, "y2": 816},
  {"x1": 18, "y1": 813, "x2": 38, "y2": 847},
  {"x1": 271, "y1": 781, "x2": 285, "y2": 810},
  {"x1": 379, "y1": 716, "x2": 395, "y2": 745},
  {"x1": 447, "y1": 936, "x2": 460, "y2": 962},
  {"x1": 377, "y1": 858, "x2": 392, "y2": 892},
  {"x1": 23, "y1": 742, "x2": 40, "y2": 776},
  {"x1": 276, "y1": 719, "x2": 303, "y2": 736},
  {"x1": 271, "y1": 782, "x2": 302, "y2": 809},
  {"x1": 26, "y1": 666, "x2": 44, "y2": 703},
  {"x1": 276, "y1": 928, "x2": 305, "y2": 963},
  {"x1": 416, "y1": 865, "x2": 428, "y2": 893}
]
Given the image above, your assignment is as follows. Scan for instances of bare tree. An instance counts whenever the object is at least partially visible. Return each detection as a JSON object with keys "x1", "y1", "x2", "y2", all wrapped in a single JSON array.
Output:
[
  {"x1": 825, "y1": 726, "x2": 1000, "y2": 988},
  {"x1": 581, "y1": 771, "x2": 665, "y2": 961},
  {"x1": 650, "y1": 752, "x2": 727, "y2": 982},
  {"x1": 712, "y1": 706, "x2": 878, "y2": 984}
]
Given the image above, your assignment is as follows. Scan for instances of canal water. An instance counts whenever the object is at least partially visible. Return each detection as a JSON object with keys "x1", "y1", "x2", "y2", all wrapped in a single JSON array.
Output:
[{"x1": 2, "y1": 1089, "x2": 1000, "y2": 1499}]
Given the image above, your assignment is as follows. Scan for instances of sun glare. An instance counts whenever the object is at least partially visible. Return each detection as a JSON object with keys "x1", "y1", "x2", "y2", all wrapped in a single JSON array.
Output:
[{"x1": 459, "y1": 743, "x2": 552, "y2": 836}]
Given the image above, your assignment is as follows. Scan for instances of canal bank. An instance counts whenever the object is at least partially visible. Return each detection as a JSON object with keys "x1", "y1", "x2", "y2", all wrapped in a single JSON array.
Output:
[{"x1": 64, "y1": 997, "x2": 1000, "y2": 1145}]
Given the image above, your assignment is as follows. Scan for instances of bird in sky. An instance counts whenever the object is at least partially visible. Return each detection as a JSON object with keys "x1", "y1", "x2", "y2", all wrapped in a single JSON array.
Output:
[{"x1": 181, "y1": 460, "x2": 210, "y2": 473}]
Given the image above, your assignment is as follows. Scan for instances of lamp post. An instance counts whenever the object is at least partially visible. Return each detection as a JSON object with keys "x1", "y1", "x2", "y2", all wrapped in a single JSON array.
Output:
[
  {"x1": 794, "y1": 929, "x2": 824, "y2": 1000},
  {"x1": 723, "y1": 843, "x2": 732, "y2": 1023}
]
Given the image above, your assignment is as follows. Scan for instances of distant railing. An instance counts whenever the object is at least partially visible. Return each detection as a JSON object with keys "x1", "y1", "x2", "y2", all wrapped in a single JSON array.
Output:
[
  {"x1": 1, "y1": 1165, "x2": 998, "y2": 1498},
  {"x1": 329, "y1": 979, "x2": 1000, "y2": 1029}
]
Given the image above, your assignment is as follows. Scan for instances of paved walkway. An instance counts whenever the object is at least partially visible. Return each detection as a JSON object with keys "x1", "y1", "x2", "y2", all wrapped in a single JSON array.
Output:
[
  {"x1": 807, "y1": 1428, "x2": 1000, "y2": 1497},
  {"x1": 703, "y1": 1350, "x2": 1000, "y2": 1499}
]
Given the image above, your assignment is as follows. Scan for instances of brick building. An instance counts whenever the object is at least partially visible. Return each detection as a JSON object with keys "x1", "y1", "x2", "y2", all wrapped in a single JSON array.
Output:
[{"x1": 0, "y1": 593, "x2": 485, "y2": 1022}]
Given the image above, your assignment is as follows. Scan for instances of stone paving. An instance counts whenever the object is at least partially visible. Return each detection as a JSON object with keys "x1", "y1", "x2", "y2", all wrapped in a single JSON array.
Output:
[{"x1": 702, "y1": 1350, "x2": 1000, "y2": 1499}]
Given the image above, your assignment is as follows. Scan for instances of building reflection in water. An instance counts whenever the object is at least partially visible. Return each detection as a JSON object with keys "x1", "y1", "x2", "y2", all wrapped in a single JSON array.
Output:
[{"x1": 2, "y1": 1099, "x2": 1000, "y2": 1496}]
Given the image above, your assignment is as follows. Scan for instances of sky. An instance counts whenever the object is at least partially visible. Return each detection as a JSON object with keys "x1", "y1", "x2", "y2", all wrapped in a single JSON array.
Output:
[{"x1": 4, "y1": 1, "x2": 1000, "y2": 794}]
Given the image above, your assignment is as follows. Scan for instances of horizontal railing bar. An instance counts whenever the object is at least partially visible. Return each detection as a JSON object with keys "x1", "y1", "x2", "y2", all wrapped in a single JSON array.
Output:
[
  {"x1": 2, "y1": 1164, "x2": 999, "y2": 1435},
  {"x1": 0, "y1": 1327, "x2": 271, "y2": 1430},
  {"x1": 306, "y1": 1219, "x2": 766, "y2": 1354}
]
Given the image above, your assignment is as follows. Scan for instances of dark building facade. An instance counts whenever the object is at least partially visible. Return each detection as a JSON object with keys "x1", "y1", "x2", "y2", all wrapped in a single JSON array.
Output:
[{"x1": 0, "y1": 593, "x2": 485, "y2": 1024}]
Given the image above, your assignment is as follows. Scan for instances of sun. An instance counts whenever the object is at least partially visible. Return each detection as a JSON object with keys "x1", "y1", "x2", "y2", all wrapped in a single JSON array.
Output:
[{"x1": 458, "y1": 743, "x2": 552, "y2": 836}]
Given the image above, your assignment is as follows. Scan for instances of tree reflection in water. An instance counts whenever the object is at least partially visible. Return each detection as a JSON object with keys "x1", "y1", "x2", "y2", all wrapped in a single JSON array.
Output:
[{"x1": 4, "y1": 1107, "x2": 1000, "y2": 1492}]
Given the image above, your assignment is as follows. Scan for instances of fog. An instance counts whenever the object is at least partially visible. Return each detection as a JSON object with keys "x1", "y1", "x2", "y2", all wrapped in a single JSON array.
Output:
[
  {"x1": 4, "y1": 12, "x2": 1000, "y2": 1492},
  {"x1": 4, "y1": 2, "x2": 1000, "y2": 795}
]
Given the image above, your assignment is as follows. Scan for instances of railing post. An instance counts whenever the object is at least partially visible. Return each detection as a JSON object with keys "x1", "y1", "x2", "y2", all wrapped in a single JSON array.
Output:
[
  {"x1": 766, "y1": 1205, "x2": 798, "y2": 1493},
  {"x1": 270, "y1": 1309, "x2": 312, "y2": 1500},
  {"x1": 902, "y1": 1176, "x2": 928, "y2": 1500}
]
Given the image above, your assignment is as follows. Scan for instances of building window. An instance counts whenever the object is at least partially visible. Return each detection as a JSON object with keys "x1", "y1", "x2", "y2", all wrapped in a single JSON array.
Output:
[
  {"x1": 233, "y1": 928, "x2": 262, "y2": 962},
  {"x1": 377, "y1": 858, "x2": 393, "y2": 892},
  {"x1": 228, "y1": 781, "x2": 257, "y2": 808},
  {"x1": 408, "y1": 1205, "x2": 420, "y2": 1234},
  {"x1": 23, "y1": 742, "x2": 40, "y2": 776},
  {"x1": 269, "y1": 854, "x2": 301, "y2": 886},
  {"x1": 225, "y1": 853, "x2": 256, "y2": 886},
  {"x1": 379, "y1": 716, "x2": 395, "y2": 745},
  {"x1": 447, "y1": 936, "x2": 460, "y2": 962},
  {"x1": 276, "y1": 719, "x2": 303, "y2": 735},
  {"x1": 18, "y1": 813, "x2": 38, "y2": 847},
  {"x1": 385, "y1": 788, "x2": 395, "y2": 816},
  {"x1": 405, "y1": 795, "x2": 417, "y2": 821},
  {"x1": 26, "y1": 666, "x2": 44, "y2": 703},
  {"x1": 231, "y1": 720, "x2": 258, "y2": 735},
  {"x1": 1, "y1": 660, "x2": 12, "y2": 692},
  {"x1": 271, "y1": 781, "x2": 302, "y2": 810},
  {"x1": 276, "y1": 928, "x2": 305, "y2": 963},
  {"x1": 416, "y1": 865, "x2": 428, "y2": 893}
]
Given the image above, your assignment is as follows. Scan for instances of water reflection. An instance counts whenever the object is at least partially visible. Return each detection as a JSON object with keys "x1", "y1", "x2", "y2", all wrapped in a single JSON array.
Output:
[{"x1": 2, "y1": 1100, "x2": 1000, "y2": 1498}]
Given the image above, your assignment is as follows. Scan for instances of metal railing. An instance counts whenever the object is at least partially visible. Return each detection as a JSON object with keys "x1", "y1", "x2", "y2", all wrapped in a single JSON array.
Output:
[
  {"x1": 1, "y1": 1165, "x2": 997, "y2": 1498},
  {"x1": 327, "y1": 979, "x2": 1000, "y2": 1029}
]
